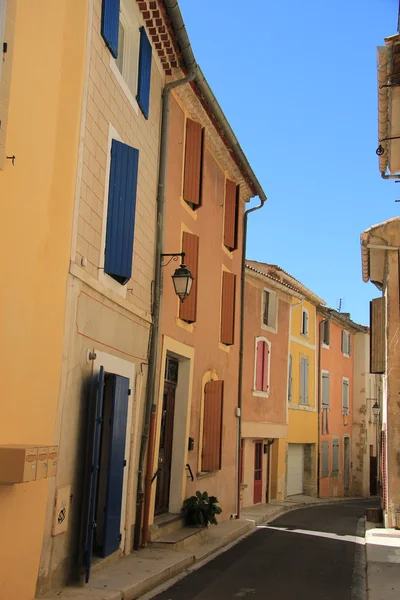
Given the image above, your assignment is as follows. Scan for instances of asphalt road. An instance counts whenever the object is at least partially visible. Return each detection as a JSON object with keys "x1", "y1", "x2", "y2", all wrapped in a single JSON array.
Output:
[{"x1": 150, "y1": 499, "x2": 375, "y2": 600}]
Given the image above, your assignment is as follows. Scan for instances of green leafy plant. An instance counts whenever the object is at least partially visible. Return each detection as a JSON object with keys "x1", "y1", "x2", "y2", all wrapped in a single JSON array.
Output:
[{"x1": 182, "y1": 491, "x2": 222, "y2": 528}]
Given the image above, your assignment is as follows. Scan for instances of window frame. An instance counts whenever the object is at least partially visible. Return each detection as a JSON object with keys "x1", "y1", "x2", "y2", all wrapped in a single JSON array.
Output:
[
  {"x1": 322, "y1": 320, "x2": 330, "y2": 348},
  {"x1": 253, "y1": 336, "x2": 271, "y2": 397}
]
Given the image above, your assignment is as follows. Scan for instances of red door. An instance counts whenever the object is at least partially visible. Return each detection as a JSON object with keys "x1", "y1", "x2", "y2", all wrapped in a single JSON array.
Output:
[{"x1": 254, "y1": 441, "x2": 263, "y2": 504}]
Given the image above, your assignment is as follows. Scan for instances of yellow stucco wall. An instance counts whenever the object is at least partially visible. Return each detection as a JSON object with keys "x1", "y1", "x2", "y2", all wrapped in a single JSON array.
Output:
[{"x1": 0, "y1": 2, "x2": 88, "y2": 598}]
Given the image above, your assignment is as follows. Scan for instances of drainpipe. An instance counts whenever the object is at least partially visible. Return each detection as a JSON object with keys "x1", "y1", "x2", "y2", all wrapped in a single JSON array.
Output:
[
  {"x1": 236, "y1": 198, "x2": 266, "y2": 518},
  {"x1": 381, "y1": 172, "x2": 400, "y2": 180},
  {"x1": 317, "y1": 312, "x2": 331, "y2": 498},
  {"x1": 134, "y1": 64, "x2": 197, "y2": 550}
]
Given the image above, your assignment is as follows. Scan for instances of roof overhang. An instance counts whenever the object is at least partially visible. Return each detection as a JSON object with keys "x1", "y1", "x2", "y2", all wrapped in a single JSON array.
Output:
[
  {"x1": 360, "y1": 217, "x2": 400, "y2": 288},
  {"x1": 377, "y1": 35, "x2": 400, "y2": 176}
]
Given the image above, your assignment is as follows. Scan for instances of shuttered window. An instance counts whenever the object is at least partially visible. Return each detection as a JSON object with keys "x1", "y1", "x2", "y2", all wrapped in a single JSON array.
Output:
[
  {"x1": 322, "y1": 320, "x2": 330, "y2": 345},
  {"x1": 224, "y1": 179, "x2": 239, "y2": 250},
  {"x1": 136, "y1": 27, "x2": 152, "y2": 119},
  {"x1": 0, "y1": 0, "x2": 7, "y2": 81},
  {"x1": 104, "y1": 139, "x2": 139, "y2": 285},
  {"x1": 370, "y1": 297, "x2": 385, "y2": 374},
  {"x1": 342, "y1": 379, "x2": 349, "y2": 415},
  {"x1": 288, "y1": 354, "x2": 293, "y2": 402},
  {"x1": 322, "y1": 442, "x2": 329, "y2": 477},
  {"x1": 299, "y1": 357, "x2": 309, "y2": 404},
  {"x1": 202, "y1": 380, "x2": 223, "y2": 471},
  {"x1": 342, "y1": 330, "x2": 351, "y2": 355},
  {"x1": 301, "y1": 309, "x2": 309, "y2": 335},
  {"x1": 255, "y1": 339, "x2": 270, "y2": 393},
  {"x1": 220, "y1": 272, "x2": 236, "y2": 345},
  {"x1": 179, "y1": 232, "x2": 199, "y2": 323},
  {"x1": 322, "y1": 372, "x2": 330, "y2": 408},
  {"x1": 332, "y1": 439, "x2": 339, "y2": 476},
  {"x1": 101, "y1": 0, "x2": 121, "y2": 58},
  {"x1": 183, "y1": 118, "x2": 204, "y2": 207}
]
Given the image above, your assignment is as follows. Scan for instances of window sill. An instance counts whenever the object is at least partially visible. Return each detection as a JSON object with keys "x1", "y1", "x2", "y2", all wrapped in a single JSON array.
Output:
[
  {"x1": 222, "y1": 244, "x2": 234, "y2": 259},
  {"x1": 176, "y1": 318, "x2": 194, "y2": 333},
  {"x1": 289, "y1": 403, "x2": 316, "y2": 412},
  {"x1": 180, "y1": 197, "x2": 198, "y2": 219},
  {"x1": 252, "y1": 390, "x2": 270, "y2": 399},
  {"x1": 219, "y1": 342, "x2": 231, "y2": 353},
  {"x1": 300, "y1": 332, "x2": 309, "y2": 338},
  {"x1": 261, "y1": 323, "x2": 277, "y2": 334},
  {"x1": 342, "y1": 353, "x2": 350, "y2": 358},
  {"x1": 109, "y1": 57, "x2": 139, "y2": 117},
  {"x1": 322, "y1": 343, "x2": 330, "y2": 350},
  {"x1": 196, "y1": 470, "x2": 218, "y2": 480}
]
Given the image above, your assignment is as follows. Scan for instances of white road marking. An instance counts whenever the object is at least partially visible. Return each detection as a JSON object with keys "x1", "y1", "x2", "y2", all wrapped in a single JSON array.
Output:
[{"x1": 259, "y1": 525, "x2": 366, "y2": 545}]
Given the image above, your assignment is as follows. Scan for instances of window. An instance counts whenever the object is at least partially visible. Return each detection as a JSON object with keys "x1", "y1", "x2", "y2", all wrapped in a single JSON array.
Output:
[
  {"x1": 370, "y1": 297, "x2": 385, "y2": 374},
  {"x1": 299, "y1": 357, "x2": 309, "y2": 404},
  {"x1": 262, "y1": 289, "x2": 277, "y2": 329},
  {"x1": 301, "y1": 308, "x2": 309, "y2": 336},
  {"x1": 104, "y1": 139, "x2": 139, "y2": 285},
  {"x1": 342, "y1": 378, "x2": 349, "y2": 415},
  {"x1": 255, "y1": 338, "x2": 270, "y2": 393},
  {"x1": 183, "y1": 118, "x2": 204, "y2": 209},
  {"x1": 220, "y1": 271, "x2": 236, "y2": 345},
  {"x1": 322, "y1": 320, "x2": 330, "y2": 346},
  {"x1": 0, "y1": 0, "x2": 14, "y2": 168},
  {"x1": 322, "y1": 372, "x2": 330, "y2": 434},
  {"x1": 288, "y1": 354, "x2": 293, "y2": 402},
  {"x1": 224, "y1": 179, "x2": 239, "y2": 251},
  {"x1": 115, "y1": 20, "x2": 125, "y2": 74},
  {"x1": 322, "y1": 442, "x2": 329, "y2": 478},
  {"x1": 0, "y1": 0, "x2": 7, "y2": 82},
  {"x1": 202, "y1": 380, "x2": 223, "y2": 471},
  {"x1": 342, "y1": 330, "x2": 351, "y2": 355},
  {"x1": 332, "y1": 439, "x2": 339, "y2": 476},
  {"x1": 179, "y1": 232, "x2": 199, "y2": 323}
]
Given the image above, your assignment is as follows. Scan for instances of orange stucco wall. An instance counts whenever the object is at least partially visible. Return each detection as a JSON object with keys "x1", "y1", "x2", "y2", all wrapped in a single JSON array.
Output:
[
  {"x1": 0, "y1": 2, "x2": 88, "y2": 598},
  {"x1": 318, "y1": 315, "x2": 354, "y2": 498},
  {"x1": 154, "y1": 93, "x2": 245, "y2": 519}
]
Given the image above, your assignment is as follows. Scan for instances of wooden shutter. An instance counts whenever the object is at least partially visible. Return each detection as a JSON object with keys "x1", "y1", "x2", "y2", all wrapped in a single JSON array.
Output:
[
  {"x1": 342, "y1": 380, "x2": 349, "y2": 413},
  {"x1": 323, "y1": 321, "x2": 330, "y2": 345},
  {"x1": 255, "y1": 340, "x2": 264, "y2": 391},
  {"x1": 183, "y1": 119, "x2": 204, "y2": 206},
  {"x1": 221, "y1": 272, "x2": 236, "y2": 345},
  {"x1": 262, "y1": 342, "x2": 270, "y2": 392},
  {"x1": 101, "y1": 0, "x2": 120, "y2": 58},
  {"x1": 332, "y1": 440, "x2": 339, "y2": 475},
  {"x1": 224, "y1": 179, "x2": 238, "y2": 250},
  {"x1": 322, "y1": 442, "x2": 329, "y2": 477},
  {"x1": 300, "y1": 358, "x2": 305, "y2": 404},
  {"x1": 370, "y1": 297, "x2": 385, "y2": 374},
  {"x1": 288, "y1": 354, "x2": 293, "y2": 401},
  {"x1": 136, "y1": 27, "x2": 152, "y2": 119},
  {"x1": 179, "y1": 233, "x2": 199, "y2": 323},
  {"x1": 104, "y1": 140, "x2": 139, "y2": 285},
  {"x1": 322, "y1": 373, "x2": 330, "y2": 408},
  {"x1": 202, "y1": 380, "x2": 223, "y2": 471}
]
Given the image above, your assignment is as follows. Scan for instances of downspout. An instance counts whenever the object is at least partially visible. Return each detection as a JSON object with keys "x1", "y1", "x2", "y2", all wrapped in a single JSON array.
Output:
[
  {"x1": 134, "y1": 63, "x2": 197, "y2": 551},
  {"x1": 317, "y1": 313, "x2": 331, "y2": 498},
  {"x1": 236, "y1": 198, "x2": 266, "y2": 518}
]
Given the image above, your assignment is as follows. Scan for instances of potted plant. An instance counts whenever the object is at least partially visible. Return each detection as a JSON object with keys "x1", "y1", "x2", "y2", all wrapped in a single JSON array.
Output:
[{"x1": 182, "y1": 491, "x2": 222, "y2": 528}]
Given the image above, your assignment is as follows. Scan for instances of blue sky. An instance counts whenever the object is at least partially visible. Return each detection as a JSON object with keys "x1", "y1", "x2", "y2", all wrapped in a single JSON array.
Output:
[{"x1": 179, "y1": 0, "x2": 399, "y2": 324}]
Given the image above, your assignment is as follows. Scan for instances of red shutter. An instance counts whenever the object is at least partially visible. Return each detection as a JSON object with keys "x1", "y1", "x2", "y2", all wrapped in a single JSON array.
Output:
[
  {"x1": 202, "y1": 380, "x2": 224, "y2": 471},
  {"x1": 224, "y1": 179, "x2": 238, "y2": 250},
  {"x1": 183, "y1": 119, "x2": 204, "y2": 206},
  {"x1": 179, "y1": 232, "x2": 199, "y2": 323},
  {"x1": 262, "y1": 342, "x2": 269, "y2": 392},
  {"x1": 220, "y1": 271, "x2": 236, "y2": 345},
  {"x1": 256, "y1": 340, "x2": 264, "y2": 390}
]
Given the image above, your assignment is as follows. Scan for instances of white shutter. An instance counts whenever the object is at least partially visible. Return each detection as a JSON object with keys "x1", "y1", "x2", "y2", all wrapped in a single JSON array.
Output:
[
  {"x1": 322, "y1": 373, "x2": 330, "y2": 408},
  {"x1": 0, "y1": 0, "x2": 6, "y2": 81},
  {"x1": 342, "y1": 379, "x2": 349, "y2": 413},
  {"x1": 299, "y1": 358, "x2": 304, "y2": 404}
]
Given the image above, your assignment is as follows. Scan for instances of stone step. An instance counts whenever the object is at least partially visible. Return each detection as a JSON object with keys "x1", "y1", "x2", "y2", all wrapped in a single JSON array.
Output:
[
  {"x1": 148, "y1": 513, "x2": 183, "y2": 542},
  {"x1": 150, "y1": 526, "x2": 208, "y2": 552}
]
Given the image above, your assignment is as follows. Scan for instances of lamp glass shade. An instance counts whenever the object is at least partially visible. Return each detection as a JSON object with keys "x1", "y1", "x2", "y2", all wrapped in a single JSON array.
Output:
[
  {"x1": 171, "y1": 264, "x2": 194, "y2": 301},
  {"x1": 372, "y1": 401, "x2": 380, "y2": 418}
]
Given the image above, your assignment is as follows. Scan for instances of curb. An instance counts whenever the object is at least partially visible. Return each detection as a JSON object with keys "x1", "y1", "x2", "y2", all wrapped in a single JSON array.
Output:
[{"x1": 351, "y1": 516, "x2": 367, "y2": 600}]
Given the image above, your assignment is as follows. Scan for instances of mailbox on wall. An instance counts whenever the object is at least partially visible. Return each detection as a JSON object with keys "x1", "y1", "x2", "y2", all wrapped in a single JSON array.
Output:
[{"x1": 0, "y1": 445, "x2": 59, "y2": 484}]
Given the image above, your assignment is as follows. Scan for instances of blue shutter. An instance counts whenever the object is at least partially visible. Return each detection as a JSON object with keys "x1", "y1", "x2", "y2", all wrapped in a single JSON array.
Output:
[
  {"x1": 84, "y1": 367, "x2": 105, "y2": 583},
  {"x1": 104, "y1": 140, "x2": 139, "y2": 285},
  {"x1": 103, "y1": 374, "x2": 130, "y2": 557},
  {"x1": 136, "y1": 27, "x2": 152, "y2": 119},
  {"x1": 101, "y1": 0, "x2": 121, "y2": 58}
]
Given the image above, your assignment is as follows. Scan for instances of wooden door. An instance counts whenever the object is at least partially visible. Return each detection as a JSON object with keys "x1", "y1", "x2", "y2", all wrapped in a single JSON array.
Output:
[
  {"x1": 253, "y1": 440, "x2": 263, "y2": 504},
  {"x1": 155, "y1": 382, "x2": 176, "y2": 515}
]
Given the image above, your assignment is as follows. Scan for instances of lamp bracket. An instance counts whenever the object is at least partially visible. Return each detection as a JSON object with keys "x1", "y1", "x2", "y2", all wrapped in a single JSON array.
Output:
[{"x1": 161, "y1": 252, "x2": 185, "y2": 267}]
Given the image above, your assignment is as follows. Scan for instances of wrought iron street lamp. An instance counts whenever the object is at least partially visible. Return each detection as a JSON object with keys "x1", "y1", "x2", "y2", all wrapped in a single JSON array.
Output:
[
  {"x1": 372, "y1": 401, "x2": 380, "y2": 421},
  {"x1": 161, "y1": 252, "x2": 193, "y2": 302}
]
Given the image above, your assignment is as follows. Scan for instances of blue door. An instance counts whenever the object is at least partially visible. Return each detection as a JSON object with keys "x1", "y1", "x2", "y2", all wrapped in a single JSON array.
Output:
[
  {"x1": 85, "y1": 366, "x2": 105, "y2": 583},
  {"x1": 102, "y1": 374, "x2": 130, "y2": 557}
]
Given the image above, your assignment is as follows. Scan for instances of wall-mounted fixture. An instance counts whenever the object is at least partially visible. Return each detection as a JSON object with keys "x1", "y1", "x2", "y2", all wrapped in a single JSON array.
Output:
[{"x1": 161, "y1": 252, "x2": 193, "y2": 302}]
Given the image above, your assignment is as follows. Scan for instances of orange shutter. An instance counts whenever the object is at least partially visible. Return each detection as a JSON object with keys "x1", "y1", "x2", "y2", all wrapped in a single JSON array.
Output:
[
  {"x1": 224, "y1": 179, "x2": 238, "y2": 250},
  {"x1": 202, "y1": 380, "x2": 224, "y2": 471},
  {"x1": 183, "y1": 119, "x2": 204, "y2": 206},
  {"x1": 179, "y1": 232, "x2": 199, "y2": 323},
  {"x1": 220, "y1": 271, "x2": 236, "y2": 345}
]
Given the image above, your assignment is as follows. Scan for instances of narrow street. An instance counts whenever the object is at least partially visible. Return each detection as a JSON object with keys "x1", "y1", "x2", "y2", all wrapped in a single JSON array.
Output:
[{"x1": 150, "y1": 500, "x2": 373, "y2": 600}]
